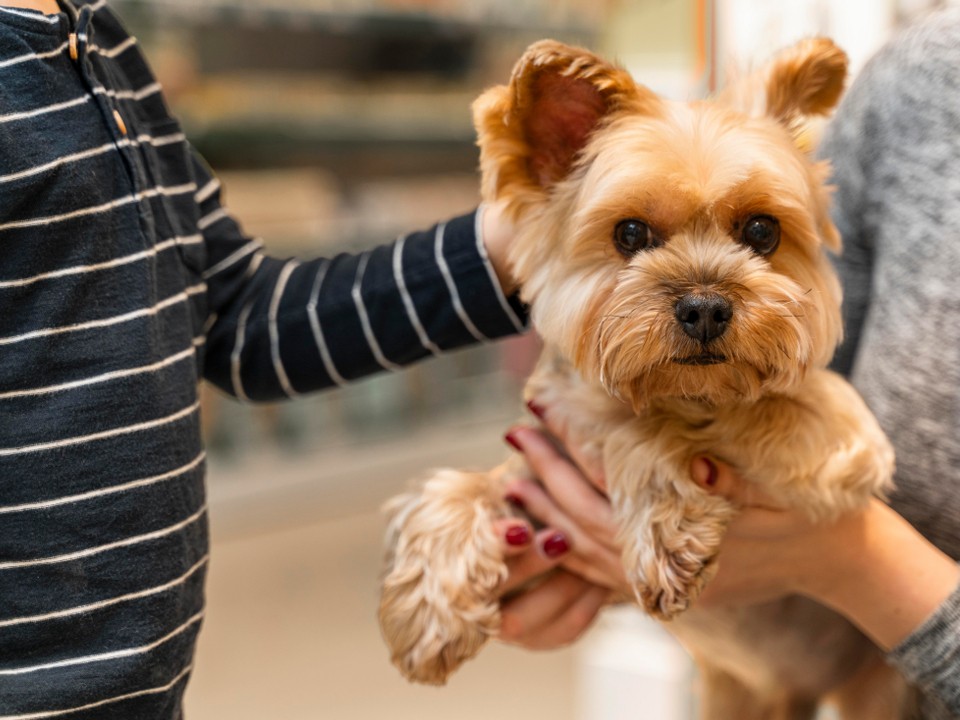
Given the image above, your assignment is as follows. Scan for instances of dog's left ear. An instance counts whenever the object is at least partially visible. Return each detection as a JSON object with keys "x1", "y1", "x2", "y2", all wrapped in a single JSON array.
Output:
[
  {"x1": 722, "y1": 37, "x2": 848, "y2": 148},
  {"x1": 473, "y1": 40, "x2": 660, "y2": 209},
  {"x1": 763, "y1": 38, "x2": 847, "y2": 123}
]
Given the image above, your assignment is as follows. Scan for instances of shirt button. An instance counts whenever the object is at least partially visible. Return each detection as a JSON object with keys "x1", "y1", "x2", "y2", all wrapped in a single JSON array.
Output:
[
  {"x1": 68, "y1": 33, "x2": 78, "y2": 61},
  {"x1": 112, "y1": 109, "x2": 128, "y2": 136}
]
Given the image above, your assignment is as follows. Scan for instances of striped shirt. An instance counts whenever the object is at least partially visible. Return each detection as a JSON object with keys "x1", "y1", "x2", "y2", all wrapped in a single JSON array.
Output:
[{"x1": 0, "y1": 2, "x2": 525, "y2": 717}]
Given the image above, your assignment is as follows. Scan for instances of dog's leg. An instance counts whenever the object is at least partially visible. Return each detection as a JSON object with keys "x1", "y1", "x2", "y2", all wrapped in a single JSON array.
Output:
[
  {"x1": 699, "y1": 663, "x2": 818, "y2": 720},
  {"x1": 609, "y1": 438, "x2": 735, "y2": 619},
  {"x1": 378, "y1": 461, "x2": 521, "y2": 685}
]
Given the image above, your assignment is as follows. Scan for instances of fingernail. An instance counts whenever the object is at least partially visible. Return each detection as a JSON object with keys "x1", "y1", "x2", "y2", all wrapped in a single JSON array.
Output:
[
  {"x1": 504, "y1": 430, "x2": 523, "y2": 452},
  {"x1": 505, "y1": 493, "x2": 526, "y2": 511},
  {"x1": 526, "y1": 399, "x2": 547, "y2": 421},
  {"x1": 692, "y1": 457, "x2": 718, "y2": 487},
  {"x1": 542, "y1": 531, "x2": 570, "y2": 558},
  {"x1": 505, "y1": 524, "x2": 531, "y2": 546}
]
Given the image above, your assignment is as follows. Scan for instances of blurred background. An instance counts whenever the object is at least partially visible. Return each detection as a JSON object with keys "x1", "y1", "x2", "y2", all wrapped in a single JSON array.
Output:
[{"x1": 109, "y1": 0, "x2": 957, "y2": 717}]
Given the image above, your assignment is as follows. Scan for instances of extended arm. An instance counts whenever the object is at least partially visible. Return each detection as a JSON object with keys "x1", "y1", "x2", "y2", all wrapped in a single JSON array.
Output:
[{"x1": 190, "y1": 153, "x2": 526, "y2": 400}]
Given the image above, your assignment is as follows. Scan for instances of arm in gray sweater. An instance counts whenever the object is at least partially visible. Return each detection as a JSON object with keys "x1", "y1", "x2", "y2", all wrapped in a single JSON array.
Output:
[{"x1": 822, "y1": 8, "x2": 960, "y2": 716}]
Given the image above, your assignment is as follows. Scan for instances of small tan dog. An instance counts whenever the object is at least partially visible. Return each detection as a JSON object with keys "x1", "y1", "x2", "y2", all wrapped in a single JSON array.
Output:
[{"x1": 379, "y1": 39, "x2": 907, "y2": 718}]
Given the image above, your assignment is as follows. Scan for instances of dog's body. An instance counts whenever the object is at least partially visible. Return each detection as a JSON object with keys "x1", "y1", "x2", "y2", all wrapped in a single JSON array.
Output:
[{"x1": 379, "y1": 39, "x2": 906, "y2": 718}]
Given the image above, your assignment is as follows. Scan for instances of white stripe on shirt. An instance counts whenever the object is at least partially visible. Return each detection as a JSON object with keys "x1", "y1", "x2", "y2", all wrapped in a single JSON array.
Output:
[
  {"x1": 0, "y1": 346, "x2": 195, "y2": 401},
  {"x1": 197, "y1": 207, "x2": 230, "y2": 231},
  {"x1": 0, "y1": 234, "x2": 201, "y2": 289},
  {"x1": 195, "y1": 177, "x2": 221, "y2": 204},
  {"x1": 89, "y1": 35, "x2": 137, "y2": 59},
  {"x1": 0, "y1": 663, "x2": 193, "y2": 720},
  {"x1": 352, "y1": 253, "x2": 402, "y2": 372},
  {"x1": 0, "y1": 95, "x2": 90, "y2": 125},
  {"x1": 0, "y1": 41, "x2": 68, "y2": 70},
  {"x1": 95, "y1": 81, "x2": 162, "y2": 103},
  {"x1": 0, "y1": 452, "x2": 205, "y2": 514},
  {"x1": 0, "y1": 6, "x2": 59, "y2": 24},
  {"x1": 269, "y1": 260, "x2": 301, "y2": 398},
  {"x1": 230, "y1": 303, "x2": 254, "y2": 402},
  {"x1": 0, "y1": 282, "x2": 206, "y2": 347},
  {"x1": 474, "y1": 205, "x2": 525, "y2": 333},
  {"x1": 0, "y1": 183, "x2": 197, "y2": 233},
  {"x1": 392, "y1": 235, "x2": 442, "y2": 356},
  {"x1": 0, "y1": 611, "x2": 204, "y2": 676},
  {"x1": 202, "y1": 239, "x2": 262, "y2": 279},
  {"x1": 0, "y1": 401, "x2": 201, "y2": 459},
  {"x1": 0, "y1": 503, "x2": 207, "y2": 570},
  {"x1": 0, "y1": 133, "x2": 187, "y2": 185},
  {"x1": 434, "y1": 222, "x2": 487, "y2": 342},
  {"x1": 0, "y1": 555, "x2": 208, "y2": 628},
  {"x1": 307, "y1": 262, "x2": 348, "y2": 386}
]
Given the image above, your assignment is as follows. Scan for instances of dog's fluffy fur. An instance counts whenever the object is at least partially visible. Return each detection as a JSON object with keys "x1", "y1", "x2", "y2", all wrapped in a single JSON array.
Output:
[{"x1": 379, "y1": 39, "x2": 905, "y2": 718}]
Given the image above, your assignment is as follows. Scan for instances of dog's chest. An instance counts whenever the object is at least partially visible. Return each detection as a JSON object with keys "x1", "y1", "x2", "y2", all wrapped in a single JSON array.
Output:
[{"x1": 670, "y1": 597, "x2": 877, "y2": 696}]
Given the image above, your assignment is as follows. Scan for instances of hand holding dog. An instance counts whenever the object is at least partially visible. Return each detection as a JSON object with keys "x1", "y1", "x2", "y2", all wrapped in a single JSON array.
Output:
[{"x1": 504, "y1": 406, "x2": 960, "y2": 653}]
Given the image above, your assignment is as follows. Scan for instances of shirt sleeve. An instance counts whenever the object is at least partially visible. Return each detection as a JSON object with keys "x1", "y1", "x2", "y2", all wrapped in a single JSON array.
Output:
[
  {"x1": 190, "y1": 151, "x2": 528, "y2": 401},
  {"x1": 888, "y1": 577, "x2": 960, "y2": 716}
]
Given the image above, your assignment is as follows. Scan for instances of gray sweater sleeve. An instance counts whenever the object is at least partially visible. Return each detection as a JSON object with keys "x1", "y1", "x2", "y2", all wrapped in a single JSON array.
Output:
[
  {"x1": 889, "y1": 579, "x2": 960, "y2": 715},
  {"x1": 820, "y1": 8, "x2": 960, "y2": 717}
]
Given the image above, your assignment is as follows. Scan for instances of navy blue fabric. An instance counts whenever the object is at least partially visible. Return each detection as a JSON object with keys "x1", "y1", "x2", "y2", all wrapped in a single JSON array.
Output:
[{"x1": 0, "y1": 1, "x2": 526, "y2": 715}]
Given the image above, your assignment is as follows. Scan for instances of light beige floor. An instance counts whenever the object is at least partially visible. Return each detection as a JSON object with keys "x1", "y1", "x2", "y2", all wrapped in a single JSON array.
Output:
[{"x1": 185, "y1": 416, "x2": 581, "y2": 720}]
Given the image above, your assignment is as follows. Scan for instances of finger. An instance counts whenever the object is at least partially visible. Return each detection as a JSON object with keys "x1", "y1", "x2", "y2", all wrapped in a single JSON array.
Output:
[
  {"x1": 505, "y1": 474, "x2": 619, "y2": 555},
  {"x1": 526, "y1": 400, "x2": 606, "y2": 488},
  {"x1": 560, "y1": 553, "x2": 629, "y2": 592},
  {"x1": 500, "y1": 572, "x2": 608, "y2": 649},
  {"x1": 506, "y1": 478, "x2": 626, "y2": 591},
  {"x1": 499, "y1": 528, "x2": 572, "y2": 596},
  {"x1": 494, "y1": 518, "x2": 534, "y2": 558},
  {"x1": 507, "y1": 426, "x2": 615, "y2": 541}
]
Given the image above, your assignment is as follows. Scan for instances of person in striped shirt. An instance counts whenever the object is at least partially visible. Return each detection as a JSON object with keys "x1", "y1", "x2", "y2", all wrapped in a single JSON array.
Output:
[{"x1": 0, "y1": 0, "x2": 577, "y2": 716}]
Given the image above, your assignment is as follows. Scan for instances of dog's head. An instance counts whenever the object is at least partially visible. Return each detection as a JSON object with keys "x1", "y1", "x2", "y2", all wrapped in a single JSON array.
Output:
[{"x1": 475, "y1": 39, "x2": 847, "y2": 409}]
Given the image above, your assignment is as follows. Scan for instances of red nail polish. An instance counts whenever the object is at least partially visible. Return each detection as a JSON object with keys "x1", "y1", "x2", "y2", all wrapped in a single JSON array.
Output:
[
  {"x1": 542, "y1": 531, "x2": 570, "y2": 558},
  {"x1": 505, "y1": 525, "x2": 531, "y2": 546},
  {"x1": 704, "y1": 458, "x2": 718, "y2": 487},
  {"x1": 504, "y1": 431, "x2": 522, "y2": 452},
  {"x1": 505, "y1": 494, "x2": 526, "y2": 511},
  {"x1": 526, "y1": 399, "x2": 547, "y2": 421}
]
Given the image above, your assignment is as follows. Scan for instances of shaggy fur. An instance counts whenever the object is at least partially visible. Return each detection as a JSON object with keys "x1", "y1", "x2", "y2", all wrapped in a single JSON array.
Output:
[{"x1": 379, "y1": 39, "x2": 905, "y2": 717}]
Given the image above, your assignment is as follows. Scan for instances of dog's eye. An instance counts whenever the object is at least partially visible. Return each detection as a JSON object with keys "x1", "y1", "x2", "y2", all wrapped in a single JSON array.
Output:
[
  {"x1": 740, "y1": 215, "x2": 780, "y2": 256},
  {"x1": 614, "y1": 219, "x2": 659, "y2": 256}
]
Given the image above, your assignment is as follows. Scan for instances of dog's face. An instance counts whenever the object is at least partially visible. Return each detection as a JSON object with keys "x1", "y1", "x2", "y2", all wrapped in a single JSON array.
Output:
[{"x1": 475, "y1": 40, "x2": 847, "y2": 409}]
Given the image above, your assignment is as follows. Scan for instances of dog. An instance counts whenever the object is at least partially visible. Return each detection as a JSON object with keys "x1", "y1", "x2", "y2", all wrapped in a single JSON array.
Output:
[{"x1": 378, "y1": 38, "x2": 907, "y2": 718}]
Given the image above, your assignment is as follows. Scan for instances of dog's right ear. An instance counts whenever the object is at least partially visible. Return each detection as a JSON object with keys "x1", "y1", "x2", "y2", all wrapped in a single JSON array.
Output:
[{"x1": 474, "y1": 41, "x2": 658, "y2": 211}]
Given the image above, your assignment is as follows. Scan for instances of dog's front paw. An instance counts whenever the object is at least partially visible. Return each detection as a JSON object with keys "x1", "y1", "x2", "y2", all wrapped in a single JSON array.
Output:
[
  {"x1": 621, "y1": 495, "x2": 732, "y2": 621},
  {"x1": 636, "y1": 547, "x2": 719, "y2": 620},
  {"x1": 379, "y1": 469, "x2": 508, "y2": 685}
]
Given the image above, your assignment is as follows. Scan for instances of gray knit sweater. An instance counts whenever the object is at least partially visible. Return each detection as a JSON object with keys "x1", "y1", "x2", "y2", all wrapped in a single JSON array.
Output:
[{"x1": 821, "y1": 8, "x2": 960, "y2": 717}]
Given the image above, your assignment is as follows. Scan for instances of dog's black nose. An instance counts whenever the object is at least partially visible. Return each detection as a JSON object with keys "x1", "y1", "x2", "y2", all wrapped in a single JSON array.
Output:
[{"x1": 675, "y1": 293, "x2": 733, "y2": 343}]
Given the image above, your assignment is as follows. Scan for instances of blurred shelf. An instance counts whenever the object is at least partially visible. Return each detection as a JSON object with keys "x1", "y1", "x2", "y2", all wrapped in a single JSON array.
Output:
[{"x1": 115, "y1": 0, "x2": 603, "y2": 36}]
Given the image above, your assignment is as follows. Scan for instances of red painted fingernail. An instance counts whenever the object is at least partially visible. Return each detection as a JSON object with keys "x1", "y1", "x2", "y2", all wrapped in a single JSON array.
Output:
[
  {"x1": 526, "y1": 399, "x2": 547, "y2": 421},
  {"x1": 505, "y1": 524, "x2": 531, "y2": 546},
  {"x1": 703, "y1": 458, "x2": 718, "y2": 487},
  {"x1": 542, "y1": 531, "x2": 570, "y2": 558},
  {"x1": 504, "y1": 431, "x2": 523, "y2": 452},
  {"x1": 505, "y1": 493, "x2": 526, "y2": 511}
]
